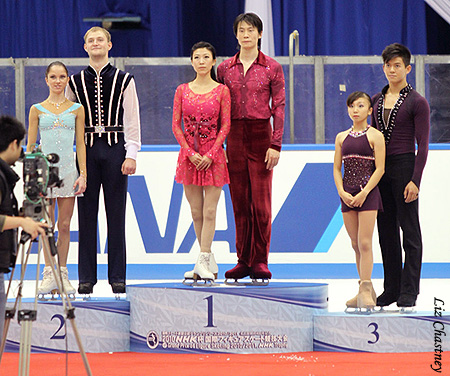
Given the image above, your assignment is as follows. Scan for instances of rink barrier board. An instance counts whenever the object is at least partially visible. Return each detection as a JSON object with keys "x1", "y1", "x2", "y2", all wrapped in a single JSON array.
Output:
[{"x1": 11, "y1": 145, "x2": 450, "y2": 280}]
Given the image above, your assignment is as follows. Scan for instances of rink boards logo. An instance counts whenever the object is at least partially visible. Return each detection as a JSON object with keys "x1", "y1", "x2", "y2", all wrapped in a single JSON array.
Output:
[
  {"x1": 146, "y1": 330, "x2": 159, "y2": 350},
  {"x1": 63, "y1": 161, "x2": 341, "y2": 254},
  {"x1": 126, "y1": 162, "x2": 341, "y2": 254}
]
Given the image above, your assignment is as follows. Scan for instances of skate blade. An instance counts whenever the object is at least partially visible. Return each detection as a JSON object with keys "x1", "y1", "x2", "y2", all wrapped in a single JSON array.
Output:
[
  {"x1": 37, "y1": 292, "x2": 59, "y2": 301},
  {"x1": 183, "y1": 278, "x2": 215, "y2": 287},
  {"x1": 114, "y1": 293, "x2": 126, "y2": 300},
  {"x1": 357, "y1": 307, "x2": 374, "y2": 315},
  {"x1": 251, "y1": 278, "x2": 270, "y2": 286},
  {"x1": 182, "y1": 278, "x2": 195, "y2": 286},
  {"x1": 81, "y1": 294, "x2": 91, "y2": 301},
  {"x1": 399, "y1": 307, "x2": 416, "y2": 314},
  {"x1": 66, "y1": 293, "x2": 76, "y2": 301},
  {"x1": 344, "y1": 307, "x2": 374, "y2": 315},
  {"x1": 372, "y1": 306, "x2": 400, "y2": 314},
  {"x1": 224, "y1": 278, "x2": 268, "y2": 286}
]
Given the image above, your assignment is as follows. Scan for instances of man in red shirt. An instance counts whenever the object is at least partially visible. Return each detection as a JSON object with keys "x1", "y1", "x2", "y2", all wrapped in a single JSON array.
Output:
[{"x1": 217, "y1": 13, "x2": 285, "y2": 281}]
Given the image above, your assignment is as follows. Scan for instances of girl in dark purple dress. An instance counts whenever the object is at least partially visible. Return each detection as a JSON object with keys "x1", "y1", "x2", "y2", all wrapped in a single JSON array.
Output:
[{"x1": 333, "y1": 92, "x2": 385, "y2": 312}]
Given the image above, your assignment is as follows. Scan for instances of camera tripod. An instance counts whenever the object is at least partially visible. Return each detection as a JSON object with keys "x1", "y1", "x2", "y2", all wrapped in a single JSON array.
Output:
[{"x1": 0, "y1": 209, "x2": 92, "y2": 375}]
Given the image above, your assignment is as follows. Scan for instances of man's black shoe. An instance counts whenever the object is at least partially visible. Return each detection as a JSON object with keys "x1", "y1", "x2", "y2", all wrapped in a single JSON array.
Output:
[
  {"x1": 111, "y1": 282, "x2": 126, "y2": 294},
  {"x1": 376, "y1": 291, "x2": 399, "y2": 307},
  {"x1": 78, "y1": 282, "x2": 94, "y2": 294},
  {"x1": 397, "y1": 294, "x2": 417, "y2": 307}
]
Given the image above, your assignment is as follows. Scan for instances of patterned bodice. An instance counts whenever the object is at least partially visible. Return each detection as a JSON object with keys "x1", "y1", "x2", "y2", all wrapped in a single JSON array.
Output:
[
  {"x1": 342, "y1": 127, "x2": 375, "y2": 188},
  {"x1": 172, "y1": 83, "x2": 231, "y2": 160},
  {"x1": 35, "y1": 103, "x2": 81, "y2": 179}
]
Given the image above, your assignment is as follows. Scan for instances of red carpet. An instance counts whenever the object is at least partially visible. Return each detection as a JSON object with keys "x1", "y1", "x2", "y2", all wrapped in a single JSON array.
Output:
[{"x1": 0, "y1": 351, "x2": 442, "y2": 375}]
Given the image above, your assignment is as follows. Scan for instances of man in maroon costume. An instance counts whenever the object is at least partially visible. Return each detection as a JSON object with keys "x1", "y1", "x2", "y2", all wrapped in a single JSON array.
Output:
[{"x1": 217, "y1": 13, "x2": 285, "y2": 281}]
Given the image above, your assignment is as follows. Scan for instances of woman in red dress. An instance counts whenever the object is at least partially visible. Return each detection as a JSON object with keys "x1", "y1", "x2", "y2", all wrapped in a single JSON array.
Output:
[{"x1": 172, "y1": 42, "x2": 231, "y2": 282}]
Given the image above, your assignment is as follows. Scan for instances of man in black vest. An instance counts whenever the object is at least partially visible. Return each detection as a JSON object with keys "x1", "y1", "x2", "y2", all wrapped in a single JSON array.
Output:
[
  {"x1": 67, "y1": 27, "x2": 141, "y2": 295},
  {"x1": 0, "y1": 115, "x2": 48, "y2": 339}
]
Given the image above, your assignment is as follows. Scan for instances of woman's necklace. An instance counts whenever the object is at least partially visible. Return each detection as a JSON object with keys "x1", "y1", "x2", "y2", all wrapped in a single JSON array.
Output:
[
  {"x1": 349, "y1": 125, "x2": 370, "y2": 137},
  {"x1": 47, "y1": 98, "x2": 67, "y2": 109}
]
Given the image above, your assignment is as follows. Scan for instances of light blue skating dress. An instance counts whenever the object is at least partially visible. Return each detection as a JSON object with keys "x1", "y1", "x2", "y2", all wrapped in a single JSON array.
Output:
[{"x1": 34, "y1": 102, "x2": 82, "y2": 197}]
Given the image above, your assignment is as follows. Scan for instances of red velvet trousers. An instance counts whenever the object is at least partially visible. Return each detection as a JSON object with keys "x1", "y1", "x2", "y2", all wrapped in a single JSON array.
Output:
[{"x1": 227, "y1": 119, "x2": 273, "y2": 266}]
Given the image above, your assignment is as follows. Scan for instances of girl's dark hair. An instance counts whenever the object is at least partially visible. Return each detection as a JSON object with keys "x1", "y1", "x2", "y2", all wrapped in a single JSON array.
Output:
[
  {"x1": 233, "y1": 12, "x2": 263, "y2": 49},
  {"x1": 190, "y1": 41, "x2": 217, "y2": 81},
  {"x1": 382, "y1": 43, "x2": 411, "y2": 67},
  {"x1": 45, "y1": 61, "x2": 68, "y2": 77},
  {"x1": 346, "y1": 91, "x2": 372, "y2": 107}
]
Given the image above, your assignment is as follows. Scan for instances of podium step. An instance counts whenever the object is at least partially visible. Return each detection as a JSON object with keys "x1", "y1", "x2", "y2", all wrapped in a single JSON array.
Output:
[
  {"x1": 5, "y1": 298, "x2": 130, "y2": 353},
  {"x1": 314, "y1": 310, "x2": 450, "y2": 352},
  {"x1": 128, "y1": 282, "x2": 328, "y2": 354}
]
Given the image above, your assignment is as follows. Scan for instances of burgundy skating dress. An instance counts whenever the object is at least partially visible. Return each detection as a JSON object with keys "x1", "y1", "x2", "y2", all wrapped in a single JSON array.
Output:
[
  {"x1": 341, "y1": 126, "x2": 383, "y2": 212},
  {"x1": 172, "y1": 83, "x2": 231, "y2": 186}
]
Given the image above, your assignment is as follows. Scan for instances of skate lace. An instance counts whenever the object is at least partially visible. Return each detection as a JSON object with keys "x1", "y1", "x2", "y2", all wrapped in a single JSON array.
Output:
[
  {"x1": 42, "y1": 268, "x2": 53, "y2": 279},
  {"x1": 199, "y1": 253, "x2": 211, "y2": 269}
]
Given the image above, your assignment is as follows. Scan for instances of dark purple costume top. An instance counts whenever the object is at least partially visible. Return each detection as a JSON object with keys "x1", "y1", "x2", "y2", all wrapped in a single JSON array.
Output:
[
  {"x1": 341, "y1": 127, "x2": 383, "y2": 212},
  {"x1": 371, "y1": 84, "x2": 430, "y2": 187}
]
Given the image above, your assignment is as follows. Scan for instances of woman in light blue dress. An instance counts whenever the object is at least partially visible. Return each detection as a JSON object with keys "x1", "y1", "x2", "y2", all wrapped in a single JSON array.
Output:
[{"x1": 27, "y1": 61, "x2": 86, "y2": 297}]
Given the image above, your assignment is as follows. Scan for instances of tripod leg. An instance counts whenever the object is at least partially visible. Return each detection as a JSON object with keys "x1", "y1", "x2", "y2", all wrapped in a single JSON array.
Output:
[
  {"x1": 41, "y1": 235, "x2": 93, "y2": 376},
  {"x1": 0, "y1": 240, "x2": 33, "y2": 365},
  {"x1": 18, "y1": 315, "x2": 35, "y2": 376}
]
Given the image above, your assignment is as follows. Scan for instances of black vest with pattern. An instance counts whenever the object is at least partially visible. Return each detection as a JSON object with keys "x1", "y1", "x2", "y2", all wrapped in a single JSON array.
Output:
[{"x1": 68, "y1": 63, "x2": 133, "y2": 145}]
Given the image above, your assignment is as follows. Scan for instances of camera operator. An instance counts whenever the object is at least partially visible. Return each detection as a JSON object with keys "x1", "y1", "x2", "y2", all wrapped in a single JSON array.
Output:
[{"x1": 0, "y1": 115, "x2": 48, "y2": 340}]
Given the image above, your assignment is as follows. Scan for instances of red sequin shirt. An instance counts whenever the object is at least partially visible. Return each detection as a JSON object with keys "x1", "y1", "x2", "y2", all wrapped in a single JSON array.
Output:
[{"x1": 217, "y1": 51, "x2": 286, "y2": 151}]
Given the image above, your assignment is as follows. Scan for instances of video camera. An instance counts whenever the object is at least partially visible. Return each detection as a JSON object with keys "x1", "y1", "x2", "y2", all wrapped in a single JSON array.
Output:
[{"x1": 22, "y1": 146, "x2": 63, "y2": 222}]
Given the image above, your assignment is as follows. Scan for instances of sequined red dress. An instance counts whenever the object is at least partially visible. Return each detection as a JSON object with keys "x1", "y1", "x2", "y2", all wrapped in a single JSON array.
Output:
[
  {"x1": 172, "y1": 83, "x2": 231, "y2": 186},
  {"x1": 341, "y1": 127, "x2": 383, "y2": 212}
]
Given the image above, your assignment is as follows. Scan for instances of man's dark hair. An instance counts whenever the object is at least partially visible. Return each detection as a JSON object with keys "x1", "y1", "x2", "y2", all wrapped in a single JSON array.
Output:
[
  {"x1": 233, "y1": 12, "x2": 263, "y2": 49},
  {"x1": 346, "y1": 91, "x2": 372, "y2": 108},
  {"x1": 0, "y1": 115, "x2": 26, "y2": 152},
  {"x1": 382, "y1": 43, "x2": 411, "y2": 67}
]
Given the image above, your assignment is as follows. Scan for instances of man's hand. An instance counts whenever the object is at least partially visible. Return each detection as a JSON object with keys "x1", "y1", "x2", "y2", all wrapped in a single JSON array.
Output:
[
  {"x1": 21, "y1": 217, "x2": 48, "y2": 240},
  {"x1": 121, "y1": 158, "x2": 136, "y2": 175},
  {"x1": 265, "y1": 148, "x2": 280, "y2": 170},
  {"x1": 404, "y1": 181, "x2": 419, "y2": 203}
]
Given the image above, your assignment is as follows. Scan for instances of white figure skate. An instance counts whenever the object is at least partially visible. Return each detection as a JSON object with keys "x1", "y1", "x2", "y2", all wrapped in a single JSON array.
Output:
[
  {"x1": 183, "y1": 252, "x2": 215, "y2": 286},
  {"x1": 60, "y1": 266, "x2": 76, "y2": 300},
  {"x1": 37, "y1": 266, "x2": 59, "y2": 301}
]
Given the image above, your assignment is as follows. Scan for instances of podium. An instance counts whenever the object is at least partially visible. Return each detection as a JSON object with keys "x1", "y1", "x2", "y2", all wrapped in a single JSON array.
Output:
[
  {"x1": 128, "y1": 282, "x2": 328, "y2": 354},
  {"x1": 6, "y1": 282, "x2": 445, "y2": 355},
  {"x1": 4, "y1": 299, "x2": 130, "y2": 353},
  {"x1": 314, "y1": 311, "x2": 450, "y2": 352}
]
